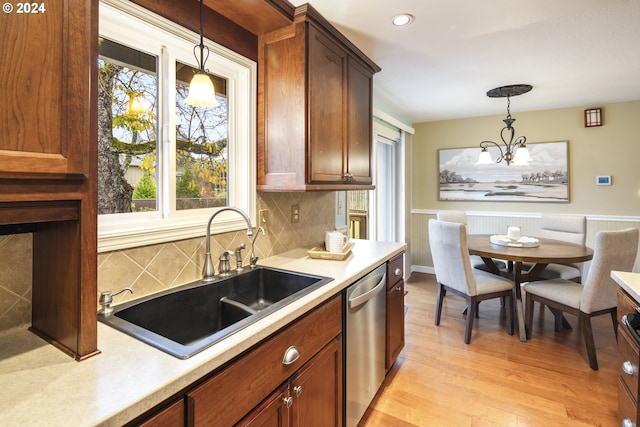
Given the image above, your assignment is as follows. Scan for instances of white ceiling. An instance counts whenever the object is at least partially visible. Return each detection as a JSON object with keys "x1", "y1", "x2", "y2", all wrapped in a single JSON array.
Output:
[{"x1": 289, "y1": 0, "x2": 640, "y2": 123}]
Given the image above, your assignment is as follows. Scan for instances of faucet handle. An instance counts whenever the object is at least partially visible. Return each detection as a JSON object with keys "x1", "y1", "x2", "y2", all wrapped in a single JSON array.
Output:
[{"x1": 218, "y1": 250, "x2": 234, "y2": 277}]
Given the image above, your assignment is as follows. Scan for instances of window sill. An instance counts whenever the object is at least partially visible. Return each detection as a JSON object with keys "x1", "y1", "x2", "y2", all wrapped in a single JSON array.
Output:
[{"x1": 98, "y1": 212, "x2": 254, "y2": 253}]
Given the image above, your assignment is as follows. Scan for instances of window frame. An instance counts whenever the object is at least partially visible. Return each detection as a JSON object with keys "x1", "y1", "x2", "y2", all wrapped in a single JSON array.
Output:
[{"x1": 97, "y1": 0, "x2": 257, "y2": 253}]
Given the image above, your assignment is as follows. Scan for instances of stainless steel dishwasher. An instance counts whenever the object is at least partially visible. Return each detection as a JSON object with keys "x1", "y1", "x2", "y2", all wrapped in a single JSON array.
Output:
[{"x1": 345, "y1": 263, "x2": 387, "y2": 427}]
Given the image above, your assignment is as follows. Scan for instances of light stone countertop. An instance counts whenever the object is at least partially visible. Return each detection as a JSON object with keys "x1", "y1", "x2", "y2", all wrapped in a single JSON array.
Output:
[
  {"x1": 0, "y1": 239, "x2": 405, "y2": 427},
  {"x1": 612, "y1": 270, "x2": 640, "y2": 303}
]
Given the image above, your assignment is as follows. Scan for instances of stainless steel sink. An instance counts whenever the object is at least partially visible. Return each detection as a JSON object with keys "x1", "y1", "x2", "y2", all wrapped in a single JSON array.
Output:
[{"x1": 98, "y1": 267, "x2": 332, "y2": 359}]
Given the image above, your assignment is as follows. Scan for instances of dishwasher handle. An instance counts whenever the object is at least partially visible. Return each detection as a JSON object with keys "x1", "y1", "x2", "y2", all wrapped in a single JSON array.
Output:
[{"x1": 348, "y1": 273, "x2": 386, "y2": 309}]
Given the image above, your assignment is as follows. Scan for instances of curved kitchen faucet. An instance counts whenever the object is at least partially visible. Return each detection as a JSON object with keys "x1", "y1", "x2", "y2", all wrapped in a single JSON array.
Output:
[{"x1": 202, "y1": 207, "x2": 253, "y2": 281}]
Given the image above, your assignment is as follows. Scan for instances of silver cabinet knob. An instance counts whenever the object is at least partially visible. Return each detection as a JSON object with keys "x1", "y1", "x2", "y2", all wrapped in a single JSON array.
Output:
[
  {"x1": 622, "y1": 418, "x2": 636, "y2": 427},
  {"x1": 622, "y1": 360, "x2": 637, "y2": 376},
  {"x1": 282, "y1": 346, "x2": 300, "y2": 365},
  {"x1": 293, "y1": 385, "x2": 303, "y2": 397},
  {"x1": 344, "y1": 172, "x2": 353, "y2": 179},
  {"x1": 282, "y1": 397, "x2": 293, "y2": 408},
  {"x1": 394, "y1": 268, "x2": 401, "y2": 276}
]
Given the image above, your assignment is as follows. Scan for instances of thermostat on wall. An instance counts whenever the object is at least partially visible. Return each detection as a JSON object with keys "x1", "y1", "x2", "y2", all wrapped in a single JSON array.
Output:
[{"x1": 596, "y1": 175, "x2": 611, "y2": 186}]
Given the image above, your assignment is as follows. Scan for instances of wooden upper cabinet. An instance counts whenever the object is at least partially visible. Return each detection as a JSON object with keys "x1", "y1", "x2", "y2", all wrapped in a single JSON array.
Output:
[
  {"x1": 307, "y1": 26, "x2": 347, "y2": 184},
  {"x1": 0, "y1": 1, "x2": 91, "y2": 179},
  {"x1": 257, "y1": 4, "x2": 380, "y2": 191},
  {"x1": 0, "y1": 0, "x2": 98, "y2": 361},
  {"x1": 347, "y1": 58, "x2": 375, "y2": 184}
]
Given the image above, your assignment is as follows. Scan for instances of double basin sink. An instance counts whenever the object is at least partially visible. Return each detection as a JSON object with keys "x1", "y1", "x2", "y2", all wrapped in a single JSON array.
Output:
[{"x1": 98, "y1": 267, "x2": 332, "y2": 359}]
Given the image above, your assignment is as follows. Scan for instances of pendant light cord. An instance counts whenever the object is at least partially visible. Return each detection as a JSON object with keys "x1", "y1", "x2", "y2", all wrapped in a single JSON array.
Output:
[{"x1": 195, "y1": 0, "x2": 209, "y2": 72}]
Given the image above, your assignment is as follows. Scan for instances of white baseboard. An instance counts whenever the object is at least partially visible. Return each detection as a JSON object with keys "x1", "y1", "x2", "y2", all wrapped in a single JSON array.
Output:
[{"x1": 411, "y1": 265, "x2": 435, "y2": 274}]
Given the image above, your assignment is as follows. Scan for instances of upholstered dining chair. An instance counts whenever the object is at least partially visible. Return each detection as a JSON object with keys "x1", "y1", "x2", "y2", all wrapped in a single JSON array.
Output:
[
  {"x1": 535, "y1": 214, "x2": 587, "y2": 282},
  {"x1": 523, "y1": 227, "x2": 639, "y2": 370},
  {"x1": 436, "y1": 211, "x2": 507, "y2": 271},
  {"x1": 429, "y1": 219, "x2": 514, "y2": 344}
]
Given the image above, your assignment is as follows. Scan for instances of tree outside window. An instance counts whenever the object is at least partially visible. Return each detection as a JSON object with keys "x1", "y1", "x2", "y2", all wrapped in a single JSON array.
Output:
[{"x1": 97, "y1": 39, "x2": 229, "y2": 215}]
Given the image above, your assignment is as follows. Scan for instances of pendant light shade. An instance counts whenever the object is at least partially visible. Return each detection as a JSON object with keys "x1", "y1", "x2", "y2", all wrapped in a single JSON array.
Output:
[
  {"x1": 185, "y1": 0, "x2": 218, "y2": 108},
  {"x1": 476, "y1": 148, "x2": 494, "y2": 165},
  {"x1": 511, "y1": 145, "x2": 532, "y2": 165},
  {"x1": 127, "y1": 93, "x2": 149, "y2": 116},
  {"x1": 185, "y1": 72, "x2": 218, "y2": 107}
]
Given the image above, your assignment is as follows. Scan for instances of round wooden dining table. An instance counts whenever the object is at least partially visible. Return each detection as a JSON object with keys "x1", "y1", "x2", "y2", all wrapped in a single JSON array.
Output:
[{"x1": 466, "y1": 234, "x2": 594, "y2": 341}]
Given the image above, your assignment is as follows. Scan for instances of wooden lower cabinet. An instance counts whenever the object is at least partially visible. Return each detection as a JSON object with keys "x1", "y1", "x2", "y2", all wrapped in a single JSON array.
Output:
[
  {"x1": 385, "y1": 252, "x2": 405, "y2": 371},
  {"x1": 617, "y1": 287, "x2": 640, "y2": 426},
  {"x1": 186, "y1": 295, "x2": 342, "y2": 426},
  {"x1": 236, "y1": 384, "x2": 290, "y2": 427},
  {"x1": 238, "y1": 336, "x2": 342, "y2": 427},
  {"x1": 290, "y1": 336, "x2": 342, "y2": 426},
  {"x1": 386, "y1": 280, "x2": 405, "y2": 371}
]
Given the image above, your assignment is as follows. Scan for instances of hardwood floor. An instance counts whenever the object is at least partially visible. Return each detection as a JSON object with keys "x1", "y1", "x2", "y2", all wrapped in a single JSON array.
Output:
[{"x1": 361, "y1": 273, "x2": 619, "y2": 427}]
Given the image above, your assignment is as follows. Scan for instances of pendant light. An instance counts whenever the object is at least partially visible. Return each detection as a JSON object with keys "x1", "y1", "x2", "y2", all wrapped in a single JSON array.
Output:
[
  {"x1": 185, "y1": 0, "x2": 219, "y2": 108},
  {"x1": 477, "y1": 84, "x2": 532, "y2": 166},
  {"x1": 127, "y1": 92, "x2": 149, "y2": 116}
]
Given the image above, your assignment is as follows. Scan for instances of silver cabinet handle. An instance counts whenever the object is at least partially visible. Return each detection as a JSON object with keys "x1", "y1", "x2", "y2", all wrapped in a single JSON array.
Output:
[
  {"x1": 395, "y1": 285, "x2": 402, "y2": 292},
  {"x1": 394, "y1": 268, "x2": 401, "y2": 276},
  {"x1": 283, "y1": 396, "x2": 293, "y2": 408},
  {"x1": 344, "y1": 172, "x2": 353, "y2": 179},
  {"x1": 282, "y1": 346, "x2": 300, "y2": 365},
  {"x1": 293, "y1": 385, "x2": 303, "y2": 397},
  {"x1": 622, "y1": 418, "x2": 636, "y2": 427},
  {"x1": 622, "y1": 360, "x2": 637, "y2": 376}
]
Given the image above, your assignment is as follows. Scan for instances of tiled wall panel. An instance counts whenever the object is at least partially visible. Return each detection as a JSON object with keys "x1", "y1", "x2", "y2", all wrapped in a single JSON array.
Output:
[{"x1": 0, "y1": 192, "x2": 336, "y2": 331}]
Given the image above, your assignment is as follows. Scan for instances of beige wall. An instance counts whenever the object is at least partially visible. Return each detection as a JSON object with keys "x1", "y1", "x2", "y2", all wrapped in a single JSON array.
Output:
[
  {"x1": 0, "y1": 192, "x2": 337, "y2": 331},
  {"x1": 412, "y1": 100, "x2": 640, "y2": 215},
  {"x1": 410, "y1": 100, "x2": 640, "y2": 270}
]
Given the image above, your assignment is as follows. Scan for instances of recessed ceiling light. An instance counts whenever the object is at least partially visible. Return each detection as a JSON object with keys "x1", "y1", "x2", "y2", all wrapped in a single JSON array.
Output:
[{"x1": 392, "y1": 14, "x2": 414, "y2": 26}]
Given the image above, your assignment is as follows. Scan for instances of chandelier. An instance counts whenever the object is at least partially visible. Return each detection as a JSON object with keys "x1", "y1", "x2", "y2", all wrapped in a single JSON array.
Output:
[
  {"x1": 477, "y1": 84, "x2": 532, "y2": 166},
  {"x1": 185, "y1": 0, "x2": 219, "y2": 107}
]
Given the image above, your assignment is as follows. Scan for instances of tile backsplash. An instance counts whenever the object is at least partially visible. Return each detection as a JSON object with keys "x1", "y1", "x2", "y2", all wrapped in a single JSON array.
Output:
[
  {"x1": 0, "y1": 233, "x2": 32, "y2": 329},
  {"x1": 0, "y1": 192, "x2": 337, "y2": 331}
]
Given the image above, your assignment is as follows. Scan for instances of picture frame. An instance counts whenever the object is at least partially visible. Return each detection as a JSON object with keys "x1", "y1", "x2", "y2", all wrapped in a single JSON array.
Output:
[{"x1": 438, "y1": 141, "x2": 569, "y2": 202}]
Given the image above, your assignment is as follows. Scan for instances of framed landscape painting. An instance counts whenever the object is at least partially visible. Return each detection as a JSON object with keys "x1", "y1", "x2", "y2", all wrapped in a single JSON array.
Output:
[{"x1": 438, "y1": 141, "x2": 569, "y2": 202}]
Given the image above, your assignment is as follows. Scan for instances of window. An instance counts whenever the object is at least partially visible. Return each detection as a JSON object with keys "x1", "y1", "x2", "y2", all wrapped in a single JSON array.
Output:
[{"x1": 98, "y1": 0, "x2": 256, "y2": 252}]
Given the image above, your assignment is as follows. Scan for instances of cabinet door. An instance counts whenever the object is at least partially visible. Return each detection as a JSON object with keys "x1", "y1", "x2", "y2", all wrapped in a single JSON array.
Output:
[
  {"x1": 307, "y1": 26, "x2": 347, "y2": 183},
  {"x1": 346, "y1": 58, "x2": 373, "y2": 184},
  {"x1": 386, "y1": 280, "x2": 405, "y2": 371},
  {"x1": 0, "y1": 1, "x2": 92, "y2": 178},
  {"x1": 236, "y1": 384, "x2": 290, "y2": 427},
  {"x1": 291, "y1": 336, "x2": 343, "y2": 427}
]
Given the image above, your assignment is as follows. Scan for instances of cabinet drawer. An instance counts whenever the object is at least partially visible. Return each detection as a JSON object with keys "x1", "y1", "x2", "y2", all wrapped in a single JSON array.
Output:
[
  {"x1": 618, "y1": 288, "x2": 637, "y2": 325},
  {"x1": 186, "y1": 295, "x2": 342, "y2": 426},
  {"x1": 137, "y1": 398, "x2": 185, "y2": 427},
  {"x1": 619, "y1": 376, "x2": 639, "y2": 426},
  {"x1": 619, "y1": 325, "x2": 640, "y2": 400},
  {"x1": 386, "y1": 253, "x2": 404, "y2": 289}
]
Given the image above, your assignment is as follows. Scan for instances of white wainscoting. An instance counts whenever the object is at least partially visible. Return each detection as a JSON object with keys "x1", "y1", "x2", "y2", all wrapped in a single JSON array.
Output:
[{"x1": 411, "y1": 210, "x2": 640, "y2": 274}]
